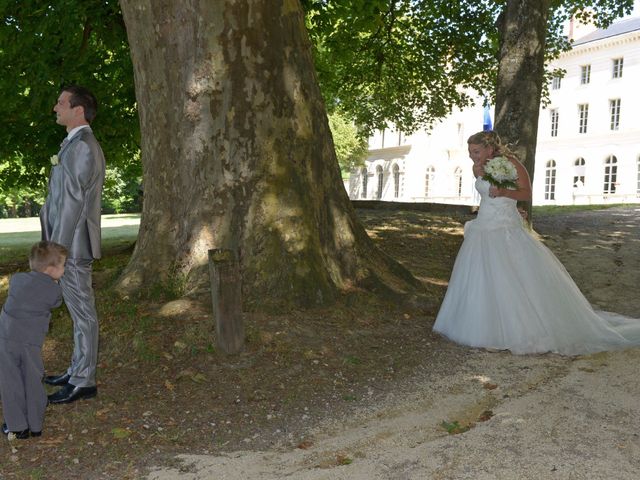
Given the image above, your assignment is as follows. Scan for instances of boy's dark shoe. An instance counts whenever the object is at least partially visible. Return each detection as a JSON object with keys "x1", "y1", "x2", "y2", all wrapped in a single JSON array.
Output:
[{"x1": 2, "y1": 423, "x2": 30, "y2": 439}]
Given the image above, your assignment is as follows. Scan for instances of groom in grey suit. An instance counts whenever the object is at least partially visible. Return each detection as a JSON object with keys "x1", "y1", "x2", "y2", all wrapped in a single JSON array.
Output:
[{"x1": 40, "y1": 85, "x2": 105, "y2": 404}]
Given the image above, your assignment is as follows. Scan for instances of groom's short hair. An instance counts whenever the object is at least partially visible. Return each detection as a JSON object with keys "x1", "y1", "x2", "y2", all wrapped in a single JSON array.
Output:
[{"x1": 62, "y1": 85, "x2": 98, "y2": 123}]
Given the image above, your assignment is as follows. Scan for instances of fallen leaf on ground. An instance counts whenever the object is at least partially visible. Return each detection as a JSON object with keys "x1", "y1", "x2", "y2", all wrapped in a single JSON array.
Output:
[
  {"x1": 111, "y1": 428, "x2": 131, "y2": 439},
  {"x1": 478, "y1": 410, "x2": 494, "y2": 422}
]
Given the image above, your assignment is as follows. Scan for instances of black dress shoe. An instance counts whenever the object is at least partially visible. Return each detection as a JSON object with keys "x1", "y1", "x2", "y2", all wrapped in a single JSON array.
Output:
[
  {"x1": 30, "y1": 431, "x2": 42, "y2": 437},
  {"x1": 44, "y1": 373, "x2": 71, "y2": 386},
  {"x1": 12, "y1": 429, "x2": 30, "y2": 439},
  {"x1": 2, "y1": 423, "x2": 30, "y2": 439},
  {"x1": 48, "y1": 384, "x2": 97, "y2": 404}
]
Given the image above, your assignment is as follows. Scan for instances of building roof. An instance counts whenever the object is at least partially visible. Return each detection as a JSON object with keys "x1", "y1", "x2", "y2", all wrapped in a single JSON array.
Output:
[{"x1": 573, "y1": 16, "x2": 640, "y2": 45}]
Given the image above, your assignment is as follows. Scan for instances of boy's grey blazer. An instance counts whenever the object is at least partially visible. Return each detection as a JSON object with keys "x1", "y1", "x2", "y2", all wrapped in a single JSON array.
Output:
[
  {"x1": 40, "y1": 127, "x2": 105, "y2": 259},
  {"x1": 0, "y1": 271, "x2": 62, "y2": 347}
]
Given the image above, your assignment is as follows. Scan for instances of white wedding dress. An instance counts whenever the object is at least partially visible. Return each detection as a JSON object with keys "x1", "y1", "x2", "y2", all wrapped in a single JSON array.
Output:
[{"x1": 433, "y1": 177, "x2": 640, "y2": 355}]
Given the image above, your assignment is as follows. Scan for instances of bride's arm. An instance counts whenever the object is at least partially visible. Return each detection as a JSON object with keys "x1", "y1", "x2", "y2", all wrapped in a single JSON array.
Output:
[
  {"x1": 472, "y1": 162, "x2": 484, "y2": 178},
  {"x1": 489, "y1": 157, "x2": 532, "y2": 201}
]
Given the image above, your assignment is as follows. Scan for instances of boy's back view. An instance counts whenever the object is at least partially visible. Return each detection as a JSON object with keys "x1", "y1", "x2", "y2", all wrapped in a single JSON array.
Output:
[{"x1": 0, "y1": 241, "x2": 67, "y2": 439}]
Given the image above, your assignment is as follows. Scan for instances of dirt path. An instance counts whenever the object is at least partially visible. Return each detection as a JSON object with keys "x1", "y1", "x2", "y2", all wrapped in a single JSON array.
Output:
[
  {"x1": 147, "y1": 206, "x2": 640, "y2": 480},
  {"x1": 534, "y1": 207, "x2": 640, "y2": 317}
]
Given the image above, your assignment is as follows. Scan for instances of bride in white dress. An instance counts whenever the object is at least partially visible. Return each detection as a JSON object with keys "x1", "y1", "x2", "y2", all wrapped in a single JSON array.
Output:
[{"x1": 433, "y1": 130, "x2": 640, "y2": 355}]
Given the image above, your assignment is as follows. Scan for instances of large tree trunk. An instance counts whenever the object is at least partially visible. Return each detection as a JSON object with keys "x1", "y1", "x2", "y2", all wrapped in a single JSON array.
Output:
[
  {"x1": 117, "y1": 0, "x2": 420, "y2": 309},
  {"x1": 494, "y1": 0, "x2": 550, "y2": 221}
]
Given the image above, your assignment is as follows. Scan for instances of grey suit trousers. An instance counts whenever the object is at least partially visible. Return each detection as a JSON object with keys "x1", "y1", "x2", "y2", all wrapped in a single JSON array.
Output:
[
  {"x1": 60, "y1": 258, "x2": 98, "y2": 388},
  {"x1": 0, "y1": 339, "x2": 47, "y2": 432}
]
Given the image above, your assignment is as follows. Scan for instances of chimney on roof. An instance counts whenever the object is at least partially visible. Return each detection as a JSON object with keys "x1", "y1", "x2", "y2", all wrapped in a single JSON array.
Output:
[
  {"x1": 568, "y1": 12, "x2": 598, "y2": 42},
  {"x1": 569, "y1": 17, "x2": 574, "y2": 40}
]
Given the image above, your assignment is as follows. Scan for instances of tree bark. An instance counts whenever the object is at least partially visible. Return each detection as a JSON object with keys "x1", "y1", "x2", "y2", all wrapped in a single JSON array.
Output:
[
  {"x1": 494, "y1": 0, "x2": 550, "y2": 222},
  {"x1": 117, "y1": 0, "x2": 420, "y2": 309}
]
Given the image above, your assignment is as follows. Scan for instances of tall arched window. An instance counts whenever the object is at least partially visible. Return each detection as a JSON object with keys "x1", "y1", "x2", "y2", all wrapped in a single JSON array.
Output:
[
  {"x1": 393, "y1": 164, "x2": 401, "y2": 198},
  {"x1": 376, "y1": 165, "x2": 384, "y2": 199},
  {"x1": 603, "y1": 155, "x2": 617, "y2": 194},
  {"x1": 425, "y1": 166, "x2": 435, "y2": 198},
  {"x1": 360, "y1": 167, "x2": 368, "y2": 199},
  {"x1": 454, "y1": 167, "x2": 463, "y2": 197},
  {"x1": 573, "y1": 157, "x2": 586, "y2": 189},
  {"x1": 545, "y1": 160, "x2": 556, "y2": 200}
]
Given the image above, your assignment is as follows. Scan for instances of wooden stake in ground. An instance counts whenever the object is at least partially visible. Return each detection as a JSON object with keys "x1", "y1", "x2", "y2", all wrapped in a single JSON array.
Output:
[{"x1": 209, "y1": 248, "x2": 243, "y2": 354}]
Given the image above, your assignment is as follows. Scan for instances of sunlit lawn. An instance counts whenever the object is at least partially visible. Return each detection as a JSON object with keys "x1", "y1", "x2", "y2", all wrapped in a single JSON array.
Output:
[{"x1": 0, "y1": 214, "x2": 140, "y2": 263}]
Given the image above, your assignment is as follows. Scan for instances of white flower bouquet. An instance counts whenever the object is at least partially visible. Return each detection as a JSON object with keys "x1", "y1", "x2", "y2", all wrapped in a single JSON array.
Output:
[
  {"x1": 50, "y1": 154, "x2": 59, "y2": 166},
  {"x1": 483, "y1": 156, "x2": 518, "y2": 189}
]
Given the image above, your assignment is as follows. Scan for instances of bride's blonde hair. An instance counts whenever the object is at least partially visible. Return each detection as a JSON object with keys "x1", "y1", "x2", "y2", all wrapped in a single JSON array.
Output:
[{"x1": 467, "y1": 130, "x2": 516, "y2": 158}]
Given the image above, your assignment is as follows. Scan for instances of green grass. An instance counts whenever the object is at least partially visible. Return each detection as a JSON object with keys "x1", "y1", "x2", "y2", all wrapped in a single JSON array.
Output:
[
  {"x1": 0, "y1": 214, "x2": 140, "y2": 263},
  {"x1": 0, "y1": 230, "x2": 41, "y2": 248}
]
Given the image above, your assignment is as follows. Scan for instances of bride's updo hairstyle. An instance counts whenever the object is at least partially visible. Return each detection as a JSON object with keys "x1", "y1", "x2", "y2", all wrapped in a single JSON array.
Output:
[{"x1": 467, "y1": 130, "x2": 515, "y2": 158}]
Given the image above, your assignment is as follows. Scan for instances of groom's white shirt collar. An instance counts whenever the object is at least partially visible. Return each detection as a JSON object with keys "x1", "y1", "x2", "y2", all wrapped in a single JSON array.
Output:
[{"x1": 66, "y1": 124, "x2": 91, "y2": 141}]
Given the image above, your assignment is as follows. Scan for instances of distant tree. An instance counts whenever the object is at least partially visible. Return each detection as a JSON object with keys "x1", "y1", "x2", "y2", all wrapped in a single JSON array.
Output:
[
  {"x1": 328, "y1": 111, "x2": 369, "y2": 176},
  {"x1": 304, "y1": 0, "x2": 499, "y2": 136},
  {"x1": 0, "y1": 153, "x2": 44, "y2": 217},
  {"x1": 102, "y1": 159, "x2": 142, "y2": 214},
  {"x1": 0, "y1": 0, "x2": 138, "y2": 212}
]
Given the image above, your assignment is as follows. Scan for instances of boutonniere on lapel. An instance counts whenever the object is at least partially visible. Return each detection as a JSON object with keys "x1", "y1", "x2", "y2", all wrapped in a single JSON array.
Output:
[{"x1": 50, "y1": 154, "x2": 59, "y2": 166}]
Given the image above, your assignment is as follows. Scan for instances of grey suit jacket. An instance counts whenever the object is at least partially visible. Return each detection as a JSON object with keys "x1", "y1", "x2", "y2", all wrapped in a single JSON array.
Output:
[
  {"x1": 0, "y1": 271, "x2": 63, "y2": 347},
  {"x1": 40, "y1": 127, "x2": 106, "y2": 259}
]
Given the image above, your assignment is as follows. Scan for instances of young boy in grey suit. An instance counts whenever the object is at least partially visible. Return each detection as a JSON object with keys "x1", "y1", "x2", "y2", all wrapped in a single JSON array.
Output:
[{"x1": 0, "y1": 241, "x2": 67, "y2": 440}]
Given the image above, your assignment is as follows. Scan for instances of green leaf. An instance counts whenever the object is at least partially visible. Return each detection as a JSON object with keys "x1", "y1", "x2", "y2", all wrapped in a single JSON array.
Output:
[
  {"x1": 440, "y1": 420, "x2": 470, "y2": 435},
  {"x1": 111, "y1": 427, "x2": 131, "y2": 439}
]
